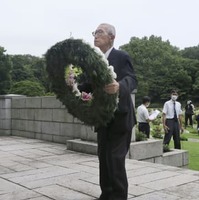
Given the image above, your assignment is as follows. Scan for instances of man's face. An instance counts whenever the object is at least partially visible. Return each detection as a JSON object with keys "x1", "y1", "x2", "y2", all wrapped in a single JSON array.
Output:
[
  {"x1": 93, "y1": 25, "x2": 112, "y2": 51},
  {"x1": 171, "y1": 93, "x2": 178, "y2": 101}
]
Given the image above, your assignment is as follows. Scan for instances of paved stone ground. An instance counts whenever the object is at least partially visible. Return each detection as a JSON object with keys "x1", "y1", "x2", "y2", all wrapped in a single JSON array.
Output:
[{"x1": 1, "y1": 136, "x2": 199, "y2": 200}]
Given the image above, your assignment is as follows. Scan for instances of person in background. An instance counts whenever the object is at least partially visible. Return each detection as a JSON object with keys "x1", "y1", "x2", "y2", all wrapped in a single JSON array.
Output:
[
  {"x1": 137, "y1": 96, "x2": 152, "y2": 138},
  {"x1": 185, "y1": 100, "x2": 195, "y2": 128},
  {"x1": 162, "y1": 90, "x2": 183, "y2": 149},
  {"x1": 195, "y1": 114, "x2": 199, "y2": 133},
  {"x1": 93, "y1": 23, "x2": 137, "y2": 200}
]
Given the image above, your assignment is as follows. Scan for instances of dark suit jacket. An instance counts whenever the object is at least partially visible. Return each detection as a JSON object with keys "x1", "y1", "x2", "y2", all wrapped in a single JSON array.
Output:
[{"x1": 106, "y1": 48, "x2": 137, "y2": 133}]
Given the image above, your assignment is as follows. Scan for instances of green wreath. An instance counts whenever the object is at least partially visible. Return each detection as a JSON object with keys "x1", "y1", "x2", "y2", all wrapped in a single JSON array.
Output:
[{"x1": 45, "y1": 39, "x2": 118, "y2": 127}]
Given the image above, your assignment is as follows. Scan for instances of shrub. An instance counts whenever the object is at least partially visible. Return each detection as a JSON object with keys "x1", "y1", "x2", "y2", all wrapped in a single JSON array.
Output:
[
  {"x1": 163, "y1": 144, "x2": 170, "y2": 152},
  {"x1": 9, "y1": 80, "x2": 45, "y2": 96},
  {"x1": 136, "y1": 132, "x2": 147, "y2": 142},
  {"x1": 151, "y1": 125, "x2": 163, "y2": 139}
]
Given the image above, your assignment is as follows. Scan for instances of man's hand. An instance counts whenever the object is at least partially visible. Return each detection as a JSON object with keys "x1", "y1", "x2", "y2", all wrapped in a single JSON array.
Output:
[
  {"x1": 180, "y1": 126, "x2": 184, "y2": 134},
  {"x1": 104, "y1": 80, "x2": 119, "y2": 94},
  {"x1": 163, "y1": 125, "x2": 170, "y2": 134}
]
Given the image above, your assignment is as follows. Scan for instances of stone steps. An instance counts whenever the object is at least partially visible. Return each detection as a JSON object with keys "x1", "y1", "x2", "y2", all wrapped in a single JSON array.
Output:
[{"x1": 66, "y1": 138, "x2": 189, "y2": 168}]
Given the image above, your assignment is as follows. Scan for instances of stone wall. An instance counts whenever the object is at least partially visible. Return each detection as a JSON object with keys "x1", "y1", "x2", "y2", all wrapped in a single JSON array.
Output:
[
  {"x1": 0, "y1": 95, "x2": 88, "y2": 143},
  {"x1": 0, "y1": 94, "x2": 189, "y2": 168}
]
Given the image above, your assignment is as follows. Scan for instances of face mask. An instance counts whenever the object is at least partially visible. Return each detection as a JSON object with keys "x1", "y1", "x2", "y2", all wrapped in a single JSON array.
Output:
[
  {"x1": 146, "y1": 103, "x2": 150, "y2": 108},
  {"x1": 171, "y1": 95, "x2": 178, "y2": 101}
]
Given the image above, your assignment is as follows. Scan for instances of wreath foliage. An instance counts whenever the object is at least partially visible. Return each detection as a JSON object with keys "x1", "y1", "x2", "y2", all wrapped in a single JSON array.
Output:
[{"x1": 45, "y1": 39, "x2": 118, "y2": 127}]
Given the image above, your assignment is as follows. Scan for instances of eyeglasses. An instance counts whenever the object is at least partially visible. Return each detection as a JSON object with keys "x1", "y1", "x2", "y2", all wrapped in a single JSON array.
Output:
[{"x1": 92, "y1": 30, "x2": 107, "y2": 37}]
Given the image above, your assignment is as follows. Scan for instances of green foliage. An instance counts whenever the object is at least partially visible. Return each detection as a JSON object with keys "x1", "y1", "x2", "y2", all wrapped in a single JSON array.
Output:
[
  {"x1": 151, "y1": 125, "x2": 163, "y2": 139},
  {"x1": 45, "y1": 39, "x2": 118, "y2": 127},
  {"x1": 136, "y1": 132, "x2": 148, "y2": 141},
  {"x1": 180, "y1": 45, "x2": 199, "y2": 60},
  {"x1": 151, "y1": 116, "x2": 162, "y2": 125},
  {"x1": 9, "y1": 55, "x2": 50, "y2": 93},
  {"x1": 163, "y1": 144, "x2": 170, "y2": 152},
  {"x1": 9, "y1": 80, "x2": 45, "y2": 96},
  {"x1": 180, "y1": 135, "x2": 188, "y2": 141},
  {"x1": 120, "y1": 35, "x2": 199, "y2": 104},
  {"x1": 0, "y1": 47, "x2": 12, "y2": 94},
  {"x1": 1, "y1": 35, "x2": 199, "y2": 101}
]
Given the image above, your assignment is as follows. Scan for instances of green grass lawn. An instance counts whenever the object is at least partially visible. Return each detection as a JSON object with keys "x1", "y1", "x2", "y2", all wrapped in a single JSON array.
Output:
[
  {"x1": 150, "y1": 113, "x2": 199, "y2": 170},
  {"x1": 169, "y1": 127, "x2": 199, "y2": 171},
  {"x1": 181, "y1": 141, "x2": 199, "y2": 171}
]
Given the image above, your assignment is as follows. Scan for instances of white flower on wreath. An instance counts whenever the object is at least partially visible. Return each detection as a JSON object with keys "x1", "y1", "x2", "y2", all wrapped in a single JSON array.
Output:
[
  {"x1": 66, "y1": 41, "x2": 118, "y2": 104},
  {"x1": 108, "y1": 65, "x2": 117, "y2": 79},
  {"x1": 72, "y1": 82, "x2": 81, "y2": 97}
]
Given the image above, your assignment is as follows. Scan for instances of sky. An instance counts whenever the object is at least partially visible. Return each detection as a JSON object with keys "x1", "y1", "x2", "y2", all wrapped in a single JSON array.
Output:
[{"x1": 0, "y1": 0, "x2": 199, "y2": 57}]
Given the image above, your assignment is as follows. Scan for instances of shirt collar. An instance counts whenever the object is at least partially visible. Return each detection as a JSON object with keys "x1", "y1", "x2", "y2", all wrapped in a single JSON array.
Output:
[{"x1": 104, "y1": 47, "x2": 114, "y2": 59}]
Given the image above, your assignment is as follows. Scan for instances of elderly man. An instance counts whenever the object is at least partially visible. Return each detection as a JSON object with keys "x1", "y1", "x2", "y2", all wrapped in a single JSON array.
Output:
[{"x1": 93, "y1": 23, "x2": 137, "y2": 200}]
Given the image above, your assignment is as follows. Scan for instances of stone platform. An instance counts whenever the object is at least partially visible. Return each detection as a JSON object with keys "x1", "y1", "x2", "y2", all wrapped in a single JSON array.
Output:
[
  {"x1": 67, "y1": 138, "x2": 189, "y2": 168},
  {"x1": 0, "y1": 136, "x2": 199, "y2": 200}
]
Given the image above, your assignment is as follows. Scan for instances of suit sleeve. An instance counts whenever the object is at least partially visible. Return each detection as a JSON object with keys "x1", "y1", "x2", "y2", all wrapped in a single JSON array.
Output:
[{"x1": 118, "y1": 53, "x2": 137, "y2": 98}]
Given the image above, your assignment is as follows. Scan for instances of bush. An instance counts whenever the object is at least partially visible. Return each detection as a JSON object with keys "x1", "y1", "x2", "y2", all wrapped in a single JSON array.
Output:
[
  {"x1": 136, "y1": 132, "x2": 147, "y2": 142},
  {"x1": 151, "y1": 125, "x2": 163, "y2": 139},
  {"x1": 9, "y1": 80, "x2": 45, "y2": 96},
  {"x1": 163, "y1": 144, "x2": 170, "y2": 152}
]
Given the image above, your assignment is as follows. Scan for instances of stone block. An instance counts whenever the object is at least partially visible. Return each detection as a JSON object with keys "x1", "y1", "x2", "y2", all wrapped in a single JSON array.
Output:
[
  {"x1": 67, "y1": 139, "x2": 97, "y2": 155},
  {"x1": 21, "y1": 120, "x2": 41, "y2": 133},
  {"x1": 60, "y1": 123, "x2": 82, "y2": 138},
  {"x1": 182, "y1": 150, "x2": 189, "y2": 166},
  {"x1": 0, "y1": 98, "x2": 11, "y2": 108},
  {"x1": 161, "y1": 149, "x2": 188, "y2": 167},
  {"x1": 41, "y1": 121, "x2": 60, "y2": 135},
  {"x1": 52, "y1": 109, "x2": 74, "y2": 123},
  {"x1": 12, "y1": 98, "x2": 27, "y2": 108},
  {"x1": 34, "y1": 109, "x2": 53, "y2": 121},
  {"x1": 1, "y1": 119, "x2": 11, "y2": 129},
  {"x1": 26, "y1": 97, "x2": 42, "y2": 108},
  {"x1": 41, "y1": 96, "x2": 63, "y2": 108},
  {"x1": 0, "y1": 109, "x2": 11, "y2": 119},
  {"x1": 40, "y1": 134, "x2": 53, "y2": 142},
  {"x1": 12, "y1": 130, "x2": 35, "y2": 138},
  {"x1": 15, "y1": 109, "x2": 35, "y2": 120},
  {"x1": 35, "y1": 133, "x2": 53, "y2": 142},
  {"x1": 80, "y1": 125, "x2": 97, "y2": 142},
  {"x1": 12, "y1": 119, "x2": 25, "y2": 130},
  {"x1": 141, "y1": 157, "x2": 155, "y2": 163},
  {"x1": 129, "y1": 139, "x2": 163, "y2": 160},
  {"x1": 0, "y1": 129, "x2": 11, "y2": 135},
  {"x1": 53, "y1": 135, "x2": 67, "y2": 144}
]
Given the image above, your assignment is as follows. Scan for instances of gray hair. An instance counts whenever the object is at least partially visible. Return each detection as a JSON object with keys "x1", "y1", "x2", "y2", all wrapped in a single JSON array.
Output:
[{"x1": 100, "y1": 23, "x2": 116, "y2": 36}]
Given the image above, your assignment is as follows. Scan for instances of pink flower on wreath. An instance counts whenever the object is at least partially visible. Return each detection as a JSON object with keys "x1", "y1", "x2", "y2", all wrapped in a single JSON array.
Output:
[{"x1": 81, "y1": 92, "x2": 92, "y2": 101}]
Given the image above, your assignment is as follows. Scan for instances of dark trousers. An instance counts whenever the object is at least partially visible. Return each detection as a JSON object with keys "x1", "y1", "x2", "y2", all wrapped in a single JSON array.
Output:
[
  {"x1": 97, "y1": 127, "x2": 132, "y2": 200},
  {"x1": 185, "y1": 114, "x2": 193, "y2": 127},
  {"x1": 138, "y1": 122, "x2": 150, "y2": 138},
  {"x1": 163, "y1": 119, "x2": 181, "y2": 149}
]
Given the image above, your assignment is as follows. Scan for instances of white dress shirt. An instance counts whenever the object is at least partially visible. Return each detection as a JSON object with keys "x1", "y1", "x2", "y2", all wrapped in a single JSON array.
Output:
[
  {"x1": 105, "y1": 46, "x2": 114, "y2": 59},
  {"x1": 163, "y1": 99, "x2": 182, "y2": 119},
  {"x1": 137, "y1": 104, "x2": 149, "y2": 123}
]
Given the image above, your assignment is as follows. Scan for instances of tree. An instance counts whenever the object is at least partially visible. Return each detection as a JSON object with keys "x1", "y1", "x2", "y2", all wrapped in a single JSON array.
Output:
[
  {"x1": 0, "y1": 47, "x2": 12, "y2": 94},
  {"x1": 10, "y1": 55, "x2": 50, "y2": 93},
  {"x1": 120, "y1": 35, "x2": 196, "y2": 105},
  {"x1": 9, "y1": 80, "x2": 45, "y2": 96},
  {"x1": 180, "y1": 45, "x2": 199, "y2": 60}
]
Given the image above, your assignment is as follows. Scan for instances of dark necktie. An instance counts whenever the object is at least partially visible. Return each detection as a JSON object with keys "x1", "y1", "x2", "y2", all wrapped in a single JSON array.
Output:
[{"x1": 173, "y1": 102, "x2": 178, "y2": 121}]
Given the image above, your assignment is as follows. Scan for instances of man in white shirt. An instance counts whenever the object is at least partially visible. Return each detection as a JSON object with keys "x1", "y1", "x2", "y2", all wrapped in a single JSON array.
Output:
[
  {"x1": 137, "y1": 96, "x2": 152, "y2": 138},
  {"x1": 162, "y1": 90, "x2": 183, "y2": 149}
]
